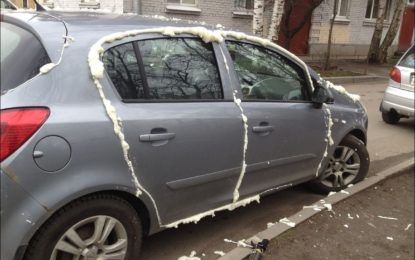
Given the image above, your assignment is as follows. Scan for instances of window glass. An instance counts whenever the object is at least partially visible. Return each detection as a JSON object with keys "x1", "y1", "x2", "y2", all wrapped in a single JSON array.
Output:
[
  {"x1": 103, "y1": 38, "x2": 223, "y2": 101},
  {"x1": 372, "y1": 0, "x2": 379, "y2": 18},
  {"x1": 365, "y1": 0, "x2": 391, "y2": 19},
  {"x1": 1, "y1": 22, "x2": 51, "y2": 94},
  {"x1": 338, "y1": 0, "x2": 348, "y2": 17},
  {"x1": 103, "y1": 43, "x2": 145, "y2": 99},
  {"x1": 1, "y1": 0, "x2": 17, "y2": 9},
  {"x1": 235, "y1": 0, "x2": 254, "y2": 10},
  {"x1": 226, "y1": 41, "x2": 308, "y2": 101},
  {"x1": 182, "y1": 0, "x2": 196, "y2": 4},
  {"x1": 399, "y1": 47, "x2": 415, "y2": 68},
  {"x1": 365, "y1": 0, "x2": 373, "y2": 18},
  {"x1": 167, "y1": 0, "x2": 196, "y2": 5},
  {"x1": 138, "y1": 38, "x2": 222, "y2": 100}
]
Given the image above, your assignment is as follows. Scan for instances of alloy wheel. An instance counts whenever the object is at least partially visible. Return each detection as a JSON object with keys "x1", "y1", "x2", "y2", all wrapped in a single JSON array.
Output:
[
  {"x1": 321, "y1": 145, "x2": 361, "y2": 188},
  {"x1": 51, "y1": 215, "x2": 128, "y2": 260}
]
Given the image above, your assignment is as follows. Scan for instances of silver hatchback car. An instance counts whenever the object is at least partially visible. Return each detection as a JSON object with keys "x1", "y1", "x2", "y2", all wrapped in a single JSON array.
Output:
[
  {"x1": 1, "y1": 11, "x2": 369, "y2": 260},
  {"x1": 380, "y1": 45, "x2": 415, "y2": 124}
]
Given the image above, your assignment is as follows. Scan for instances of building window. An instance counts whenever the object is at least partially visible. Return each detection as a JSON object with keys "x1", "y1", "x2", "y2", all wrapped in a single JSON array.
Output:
[
  {"x1": 79, "y1": 0, "x2": 100, "y2": 9},
  {"x1": 167, "y1": 0, "x2": 197, "y2": 6},
  {"x1": 365, "y1": 0, "x2": 392, "y2": 20},
  {"x1": 336, "y1": 0, "x2": 349, "y2": 17},
  {"x1": 234, "y1": 0, "x2": 254, "y2": 10}
]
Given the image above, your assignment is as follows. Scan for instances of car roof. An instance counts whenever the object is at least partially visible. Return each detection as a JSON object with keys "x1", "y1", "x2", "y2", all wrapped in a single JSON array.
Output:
[
  {"x1": 3, "y1": 10, "x2": 215, "y2": 40},
  {"x1": 2, "y1": 10, "x2": 215, "y2": 62}
]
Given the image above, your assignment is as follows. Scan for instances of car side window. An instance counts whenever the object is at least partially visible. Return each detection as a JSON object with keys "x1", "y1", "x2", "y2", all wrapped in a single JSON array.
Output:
[
  {"x1": 103, "y1": 38, "x2": 223, "y2": 101},
  {"x1": 226, "y1": 41, "x2": 309, "y2": 101},
  {"x1": 103, "y1": 43, "x2": 145, "y2": 99}
]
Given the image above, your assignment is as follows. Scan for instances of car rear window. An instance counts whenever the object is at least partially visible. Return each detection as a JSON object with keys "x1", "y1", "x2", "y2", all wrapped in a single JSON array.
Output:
[
  {"x1": 103, "y1": 38, "x2": 223, "y2": 101},
  {"x1": 399, "y1": 46, "x2": 415, "y2": 69},
  {"x1": 1, "y1": 22, "x2": 51, "y2": 94}
]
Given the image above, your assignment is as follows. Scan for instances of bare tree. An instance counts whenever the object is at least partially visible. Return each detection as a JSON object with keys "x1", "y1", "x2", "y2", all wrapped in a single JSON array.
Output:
[
  {"x1": 367, "y1": 0, "x2": 387, "y2": 63},
  {"x1": 253, "y1": 0, "x2": 265, "y2": 36},
  {"x1": 378, "y1": 0, "x2": 406, "y2": 63},
  {"x1": 324, "y1": 0, "x2": 338, "y2": 70},
  {"x1": 267, "y1": 0, "x2": 285, "y2": 41},
  {"x1": 280, "y1": 0, "x2": 323, "y2": 49}
]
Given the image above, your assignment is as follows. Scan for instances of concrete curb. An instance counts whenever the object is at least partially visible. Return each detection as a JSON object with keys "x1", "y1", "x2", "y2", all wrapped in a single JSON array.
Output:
[
  {"x1": 218, "y1": 157, "x2": 414, "y2": 260},
  {"x1": 324, "y1": 75, "x2": 388, "y2": 84}
]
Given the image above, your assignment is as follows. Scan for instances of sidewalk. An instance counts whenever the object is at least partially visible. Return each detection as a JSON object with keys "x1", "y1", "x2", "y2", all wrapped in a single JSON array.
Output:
[
  {"x1": 219, "y1": 159, "x2": 414, "y2": 260},
  {"x1": 263, "y1": 168, "x2": 414, "y2": 260},
  {"x1": 335, "y1": 60, "x2": 392, "y2": 78},
  {"x1": 323, "y1": 60, "x2": 391, "y2": 84}
]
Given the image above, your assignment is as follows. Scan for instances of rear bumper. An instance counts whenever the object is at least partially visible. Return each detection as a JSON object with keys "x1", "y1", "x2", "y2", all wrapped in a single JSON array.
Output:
[
  {"x1": 1, "y1": 170, "x2": 48, "y2": 260},
  {"x1": 380, "y1": 86, "x2": 414, "y2": 117}
]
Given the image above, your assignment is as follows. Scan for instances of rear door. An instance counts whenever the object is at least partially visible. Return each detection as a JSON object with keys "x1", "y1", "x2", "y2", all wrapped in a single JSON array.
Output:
[
  {"x1": 224, "y1": 41, "x2": 327, "y2": 196},
  {"x1": 102, "y1": 36, "x2": 244, "y2": 225}
]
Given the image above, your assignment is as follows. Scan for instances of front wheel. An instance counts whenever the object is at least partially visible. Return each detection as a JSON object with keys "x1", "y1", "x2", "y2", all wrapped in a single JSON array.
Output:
[
  {"x1": 310, "y1": 135, "x2": 370, "y2": 193},
  {"x1": 24, "y1": 194, "x2": 142, "y2": 260}
]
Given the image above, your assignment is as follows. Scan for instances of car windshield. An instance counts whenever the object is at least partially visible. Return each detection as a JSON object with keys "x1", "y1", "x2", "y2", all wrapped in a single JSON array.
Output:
[
  {"x1": 0, "y1": 22, "x2": 51, "y2": 94},
  {"x1": 399, "y1": 46, "x2": 415, "y2": 69}
]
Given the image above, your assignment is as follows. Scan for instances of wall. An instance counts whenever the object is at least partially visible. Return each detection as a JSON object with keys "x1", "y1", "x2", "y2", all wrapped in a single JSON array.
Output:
[
  {"x1": 10, "y1": 0, "x2": 35, "y2": 8},
  {"x1": 41, "y1": 0, "x2": 123, "y2": 13},
  {"x1": 309, "y1": 0, "x2": 401, "y2": 60},
  {"x1": 125, "y1": 0, "x2": 254, "y2": 33}
]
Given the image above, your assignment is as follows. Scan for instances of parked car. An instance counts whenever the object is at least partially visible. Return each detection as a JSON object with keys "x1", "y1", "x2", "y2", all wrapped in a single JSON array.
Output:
[
  {"x1": 1, "y1": 10, "x2": 369, "y2": 260},
  {"x1": 380, "y1": 45, "x2": 415, "y2": 124}
]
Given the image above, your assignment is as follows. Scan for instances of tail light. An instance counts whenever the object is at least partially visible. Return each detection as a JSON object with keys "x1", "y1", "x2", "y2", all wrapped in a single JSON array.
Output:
[
  {"x1": 389, "y1": 67, "x2": 401, "y2": 83},
  {"x1": 0, "y1": 108, "x2": 49, "y2": 162}
]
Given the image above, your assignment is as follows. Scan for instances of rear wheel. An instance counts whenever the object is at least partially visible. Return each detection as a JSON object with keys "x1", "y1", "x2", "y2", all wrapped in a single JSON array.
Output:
[
  {"x1": 24, "y1": 194, "x2": 142, "y2": 260},
  {"x1": 311, "y1": 135, "x2": 369, "y2": 193},
  {"x1": 382, "y1": 110, "x2": 400, "y2": 124}
]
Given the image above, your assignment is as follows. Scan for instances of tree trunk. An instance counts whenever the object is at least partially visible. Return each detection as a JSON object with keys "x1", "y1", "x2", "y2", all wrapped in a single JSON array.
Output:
[
  {"x1": 281, "y1": 0, "x2": 323, "y2": 50},
  {"x1": 367, "y1": 0, "x2": 387, "y2": 63},
  {"x1": 253, "y1": 0, "x2": 265, "y2": 37},
  {"x1": 324, "y1": 0, "x2": 338, "y2": 71},
  {"x1": 268, "y1": 0, "x2": 285, "y2": 41},
  {"x1": 379, "y1": 0, "x2": 406, "y2": 63}
]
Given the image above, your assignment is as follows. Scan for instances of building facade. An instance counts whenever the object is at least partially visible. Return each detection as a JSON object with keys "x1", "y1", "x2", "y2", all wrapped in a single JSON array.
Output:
[{"x1": 309, "y1": 0, "x2": 414, "y2": 60}]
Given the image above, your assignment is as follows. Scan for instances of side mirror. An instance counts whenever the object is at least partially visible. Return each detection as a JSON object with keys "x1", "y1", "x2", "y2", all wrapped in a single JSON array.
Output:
[{"x1": 312, "y1": 82, "x2": 334, "y2": 108}]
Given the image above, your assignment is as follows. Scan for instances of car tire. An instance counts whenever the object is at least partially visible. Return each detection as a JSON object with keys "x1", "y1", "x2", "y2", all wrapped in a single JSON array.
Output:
[
  {"x1": 24, "y1": 193, "x2": 142, "y2": 260},
  {"x1": 310, "y1": 135, "x2": 370, "y2": 194},
  {"x1": 382, "y1": 111, "x2": 400, "y2": 124}
]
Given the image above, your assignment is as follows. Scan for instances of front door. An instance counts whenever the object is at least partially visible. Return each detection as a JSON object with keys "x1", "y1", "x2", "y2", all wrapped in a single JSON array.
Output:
[{"x1": 225, "y1": 41, "x2": 327, "y2": 197}]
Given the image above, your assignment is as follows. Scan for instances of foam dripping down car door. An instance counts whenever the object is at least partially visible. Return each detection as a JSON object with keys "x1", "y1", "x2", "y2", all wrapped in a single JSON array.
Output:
[
  {"x1": 224, "y1": 40, "x2": 327, "y2": 196},
  {"x1": 101, "y1": 36, "x2": 243, "y2": 225}
]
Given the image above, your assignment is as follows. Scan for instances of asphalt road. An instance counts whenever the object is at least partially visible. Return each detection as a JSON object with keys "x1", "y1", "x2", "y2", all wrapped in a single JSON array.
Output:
[
  {"x1": 141, "y1": 80, "x2": 414, "y2": 260},
  {"x1": 346, "y1": 80, "x2": 414, "y2": 160}
]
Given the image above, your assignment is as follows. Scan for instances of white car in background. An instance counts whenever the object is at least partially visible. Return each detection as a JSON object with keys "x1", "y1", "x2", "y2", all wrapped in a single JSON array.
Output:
[{"x1": 380, "y1": 45, "x2": 415, "y2": 124}]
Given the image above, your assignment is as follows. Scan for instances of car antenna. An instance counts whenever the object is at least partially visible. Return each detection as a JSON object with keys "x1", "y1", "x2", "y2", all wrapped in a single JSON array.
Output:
[{"x1": 33, "y1": 0, "x2": 47, "y2": 11}]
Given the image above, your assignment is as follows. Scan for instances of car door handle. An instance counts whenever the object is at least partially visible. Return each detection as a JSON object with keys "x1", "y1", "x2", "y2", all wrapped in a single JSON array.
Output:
[
  {"x1": 139, "y1": 133, "x2": 176, "y2": 142},
  {"x1": 252, "y1": 125, "x2": 274, "y2": 133}
]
